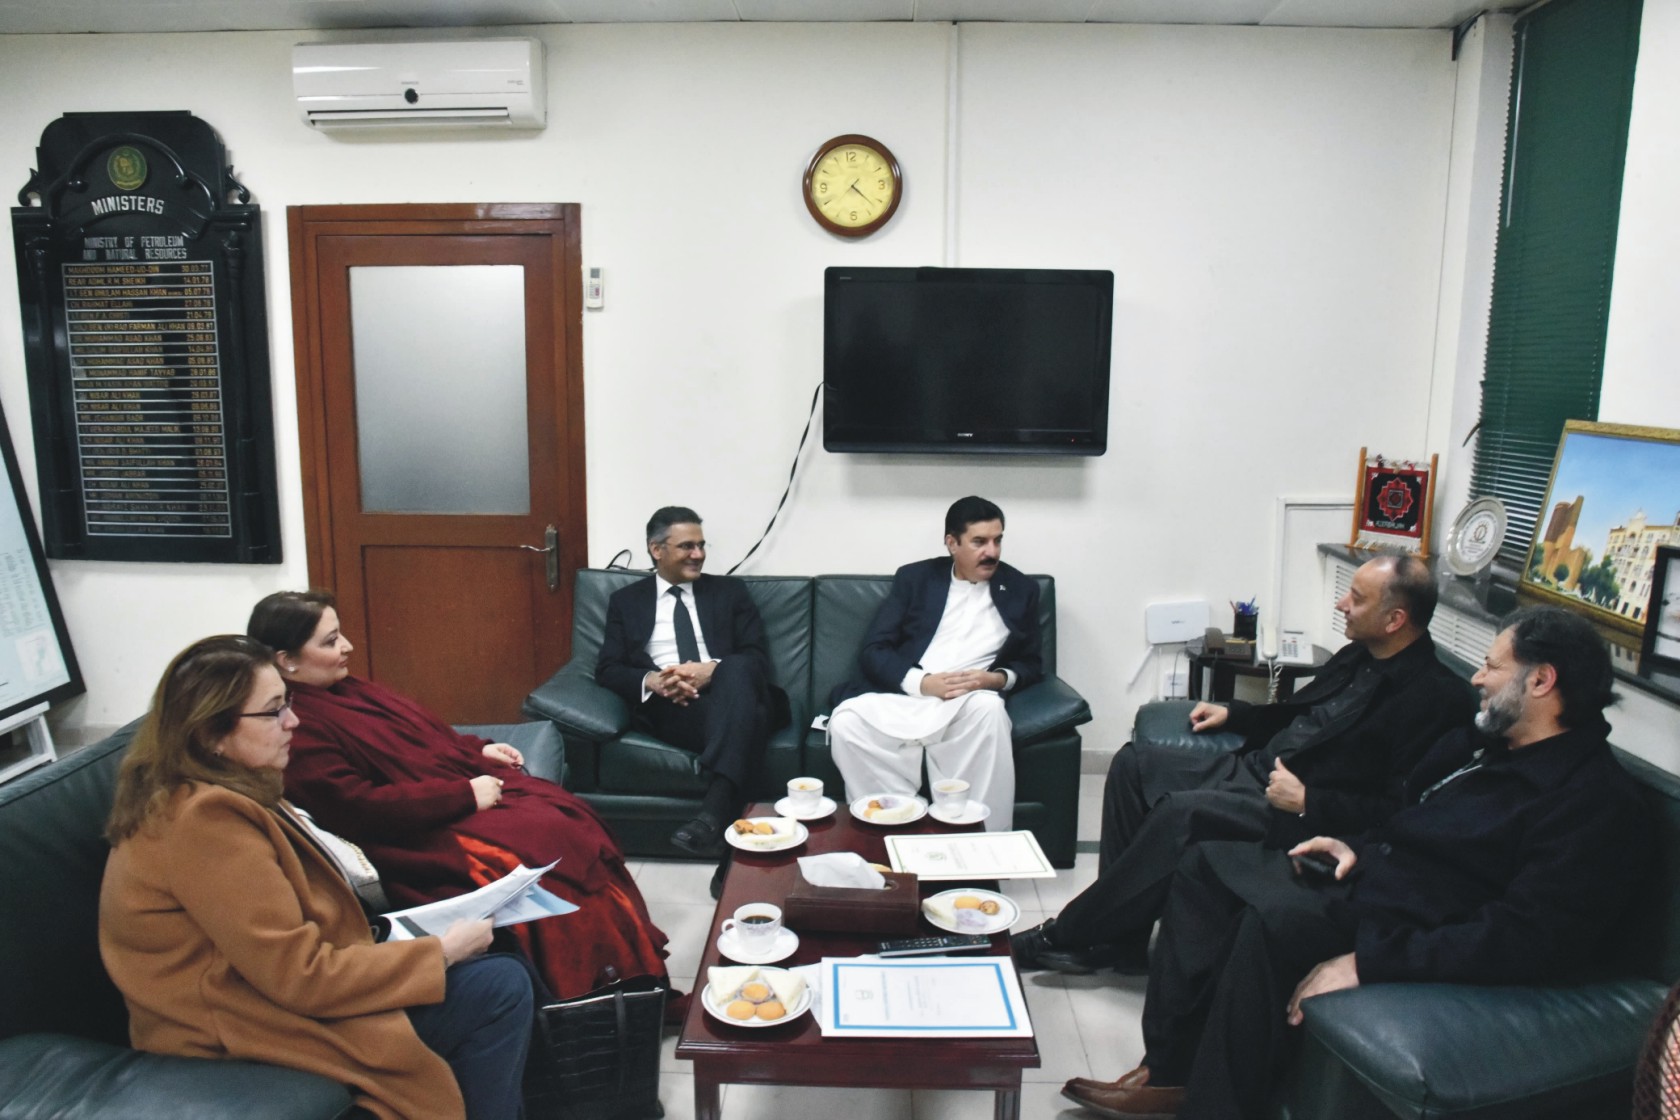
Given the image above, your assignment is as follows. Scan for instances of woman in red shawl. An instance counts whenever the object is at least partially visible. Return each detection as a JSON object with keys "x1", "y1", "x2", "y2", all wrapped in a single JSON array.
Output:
[{"x1": 248, "y1": 590, "x2": 668, "y2": 998}]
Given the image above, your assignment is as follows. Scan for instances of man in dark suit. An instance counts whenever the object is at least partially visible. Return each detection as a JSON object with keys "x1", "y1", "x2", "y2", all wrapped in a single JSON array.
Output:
[
  {"x1": 828, "y1": 496, "x2": 1042, "y2": 829},
  {"x1": 1061, "y1": 606, "x2": 1650, "y2": 1119},
  {"x1": 596, "y1": 506, "x2": 783, "y2": 855},
  {"x1": 1014, "y1": 553, "x2": 1476, "y2": 973}
]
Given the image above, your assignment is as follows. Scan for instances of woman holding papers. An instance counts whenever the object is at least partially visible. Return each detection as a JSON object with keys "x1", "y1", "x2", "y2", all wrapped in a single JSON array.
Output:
[
  {"x1": 248, "y1": 590, "x2": 669, "y2": 999},
  {"x1": 100, "y1": 635, "x2": 533, "y2": 1120}
]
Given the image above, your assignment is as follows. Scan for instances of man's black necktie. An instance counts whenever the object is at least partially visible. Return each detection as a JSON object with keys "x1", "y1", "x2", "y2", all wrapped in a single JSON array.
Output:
[{"x1": 669, "y1": 586, "x2": 701, "y2": 664}]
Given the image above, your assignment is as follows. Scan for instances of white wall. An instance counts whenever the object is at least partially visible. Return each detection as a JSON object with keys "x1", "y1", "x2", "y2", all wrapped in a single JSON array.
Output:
[
  {"x1": 0, "y1": 22, "x2": 1463, "y2": 742},
  {"x1": 1599, "y1": 0, "x2": 1680, "y2": 772}
]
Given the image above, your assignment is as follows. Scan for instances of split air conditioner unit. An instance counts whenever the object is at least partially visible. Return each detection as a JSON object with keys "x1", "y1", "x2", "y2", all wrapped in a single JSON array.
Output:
[{"x1": 292, "y1": 39, "x2": 545, "y2": 129}]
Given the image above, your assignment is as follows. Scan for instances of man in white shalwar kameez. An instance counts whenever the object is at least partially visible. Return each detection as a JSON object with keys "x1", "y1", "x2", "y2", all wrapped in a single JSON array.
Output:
[{"x1": 828, "y1": 497, "x2": 1044, "y2": 830}]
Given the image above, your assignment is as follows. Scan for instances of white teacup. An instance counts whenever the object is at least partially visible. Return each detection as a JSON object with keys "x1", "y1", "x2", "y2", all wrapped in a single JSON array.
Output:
[
  {"x1": 720, "y1": 902, "x2": 783, "y2": 950},
  {"x1": 932, "y1": 778, "x2": 971, "y2": 815},
  {"x1": 787, "y1": 777, "x2": 824, "y2": 812}
]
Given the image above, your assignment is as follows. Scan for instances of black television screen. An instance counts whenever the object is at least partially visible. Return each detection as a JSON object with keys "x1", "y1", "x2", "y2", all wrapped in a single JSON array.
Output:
[{"x1": 823, "y1": 266, "x2": 1113, "y2": 456}]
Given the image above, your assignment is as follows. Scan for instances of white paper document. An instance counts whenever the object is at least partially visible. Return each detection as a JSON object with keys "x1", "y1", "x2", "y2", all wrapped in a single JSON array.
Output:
[
  {"x1": 383, "y1": 859, "x2": 575, "y2": 939},
  {"x1": 884, "y1": 830, "x2": 1057, "y2": 880},
  {"x1": 818, "y1": 956, "x2": 1034, "y2": 1038}
]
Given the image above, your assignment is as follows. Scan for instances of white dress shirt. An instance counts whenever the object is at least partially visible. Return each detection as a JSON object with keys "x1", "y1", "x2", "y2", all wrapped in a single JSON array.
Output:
[{"x1": 641, "y1": 576, "x2": 714, "y2": 700}]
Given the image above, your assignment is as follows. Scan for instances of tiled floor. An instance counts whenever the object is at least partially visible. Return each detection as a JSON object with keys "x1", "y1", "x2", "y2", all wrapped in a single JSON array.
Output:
[{"x1": 627, "y1": 774, "x2": 1141, "y2": 1120}]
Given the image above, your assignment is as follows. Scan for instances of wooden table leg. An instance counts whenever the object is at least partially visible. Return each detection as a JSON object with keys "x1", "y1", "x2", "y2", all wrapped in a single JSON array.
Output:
[
  {"x1": 694, "y1": 1069, "x2": 723, "y2": 1120},
  {"x1": 993, "y1": 1084, "x2": 1021, "y2": 1120}
]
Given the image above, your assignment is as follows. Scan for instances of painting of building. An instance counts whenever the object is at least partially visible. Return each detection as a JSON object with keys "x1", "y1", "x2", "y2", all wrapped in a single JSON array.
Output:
[{"x1": 1605, "y1": 509, "x2": 1680, "y2": 620}]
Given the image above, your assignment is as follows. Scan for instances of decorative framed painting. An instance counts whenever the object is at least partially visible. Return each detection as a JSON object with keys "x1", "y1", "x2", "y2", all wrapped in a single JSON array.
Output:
[
  {"x1": 1521, "y1": 420, "x2": 1680, "y2": 636},
  {"x1": 1348, "y1": 448, "x2": 1437, "y2": 557},
  {"x1": 1641, "y1": 545, "x2": 1680, "y2": 672}
]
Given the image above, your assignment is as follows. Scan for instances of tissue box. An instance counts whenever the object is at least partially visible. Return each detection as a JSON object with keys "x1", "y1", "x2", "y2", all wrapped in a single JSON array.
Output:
[{"x1": 783, "y1": 872, "x2": 920, "y2": 934}]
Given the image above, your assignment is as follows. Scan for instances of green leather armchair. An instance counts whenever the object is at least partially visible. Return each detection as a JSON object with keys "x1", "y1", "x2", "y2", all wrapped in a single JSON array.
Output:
[{"x1": 523, "y1": 569, "x2": 1092, "y2": 866}]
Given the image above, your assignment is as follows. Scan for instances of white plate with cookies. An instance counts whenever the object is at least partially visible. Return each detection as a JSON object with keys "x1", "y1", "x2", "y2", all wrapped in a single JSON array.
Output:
[
  {"x1": 849, "y1": 794, "x2": 929, "y2": 826},
  {"x1": 701, "y1": 965, "x2": 813, "y2": 1028},
  {"x1": 921, "y1": 888, "x2": 1019, "y2": 936},
  {"x1": 724, "y1": 816, "x2": 810, "y2": 853}
]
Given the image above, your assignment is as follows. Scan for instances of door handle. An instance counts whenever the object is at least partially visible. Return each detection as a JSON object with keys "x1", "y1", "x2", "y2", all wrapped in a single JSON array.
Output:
[{"x1": 521, "y1": 524, "x2": 559, "y2": 591}]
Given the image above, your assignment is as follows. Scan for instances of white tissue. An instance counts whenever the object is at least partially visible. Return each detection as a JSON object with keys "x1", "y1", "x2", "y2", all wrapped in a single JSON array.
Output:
[{"x1": 797, "y1": 851, "x2": 887, "y2": 889}]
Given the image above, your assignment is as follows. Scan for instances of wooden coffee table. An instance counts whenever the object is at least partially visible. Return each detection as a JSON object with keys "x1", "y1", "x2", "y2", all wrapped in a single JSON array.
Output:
[{"x1": 674, "y1": 802, "x2": 1040, "y2": 1119}]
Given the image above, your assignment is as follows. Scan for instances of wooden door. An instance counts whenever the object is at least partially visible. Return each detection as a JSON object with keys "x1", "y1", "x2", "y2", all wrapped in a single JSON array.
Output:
[{"x1": 288, "y1": 204, "x2": 585, "y2": 723}]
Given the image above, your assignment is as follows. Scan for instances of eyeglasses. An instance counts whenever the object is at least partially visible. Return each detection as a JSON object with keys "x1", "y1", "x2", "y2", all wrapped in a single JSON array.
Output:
[{"x1": 240, "y1": 700, "x2": 294, "y2": 721}]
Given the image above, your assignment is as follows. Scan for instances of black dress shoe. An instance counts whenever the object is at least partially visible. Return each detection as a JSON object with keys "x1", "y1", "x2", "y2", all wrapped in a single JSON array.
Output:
[
  {"x1": 670, "y1": 816, "x2": 725, "y2": 857},
  {"x1": 1012, "y1": 920, "x2": 1149, "y2": 975},
  {"x1": 1010, "y1": 919, "x2": 1061, "y2": 970}
]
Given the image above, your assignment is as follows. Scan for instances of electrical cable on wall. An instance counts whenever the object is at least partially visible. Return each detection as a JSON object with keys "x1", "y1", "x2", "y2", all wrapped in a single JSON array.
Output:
[{"x1": 725, "y1": 382, "x2": 824, "y2": 576}]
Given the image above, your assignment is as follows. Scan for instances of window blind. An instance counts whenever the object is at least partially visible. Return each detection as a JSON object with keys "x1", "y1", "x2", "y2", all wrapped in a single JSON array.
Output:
[{"x1": 1471, "y1": 0, "x2": 1642, "y2": 567}]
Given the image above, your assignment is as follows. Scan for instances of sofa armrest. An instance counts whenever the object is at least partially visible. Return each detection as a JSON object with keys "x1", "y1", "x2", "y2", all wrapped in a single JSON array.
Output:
[
  {"x1": 455, "y1": 721, "x2": 567, "y2": 786},
  {"x1": 0, "y1": 1034, "x2": 355, "y2": 1120},
  {"x1": 1132, "y1": 700, "x2": 1244, "y2": 755},
  {"x1": 1298, "y1": 979, "x2": 1665, "y2": 1120},
  {"x1": 1006, "y1": 676, "x2": 1092, "y2": 742},
  {"x1": 522, "y1": 666, "x2": 630, "y2": 744}
]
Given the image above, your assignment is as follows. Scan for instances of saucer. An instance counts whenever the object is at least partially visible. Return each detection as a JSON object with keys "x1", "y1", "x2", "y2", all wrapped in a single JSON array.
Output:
[
  {"x1": 724, "y1": 818, "x2": 810, "y2": 853},
  {"x1": 929, "y1": 801, "x2": 992, "y2": 826},
  {"x1": 773, "y1": 795, "x2": 837, "y2": 821},
  {"x1": 922, "y1": 888, "x2": 1019, "y2": 935},
  {"x1": 849, "y1": 794, "x2": 929, "y2": 826},
  {"x1": 701, "y1": 970, "x2": 813, "y2": 1028},
  {"x1": 717, "y1": 925, "x2": 800, "y2": 965}
]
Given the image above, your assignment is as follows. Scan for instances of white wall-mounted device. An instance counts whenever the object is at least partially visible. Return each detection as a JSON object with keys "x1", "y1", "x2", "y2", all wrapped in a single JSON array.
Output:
[
  {"x1": 292, "y1": 39, "x2": 546, "y2": 129},
  {"x1": 1145, "y1": 600, "x2": 1211, "y2": 645}
]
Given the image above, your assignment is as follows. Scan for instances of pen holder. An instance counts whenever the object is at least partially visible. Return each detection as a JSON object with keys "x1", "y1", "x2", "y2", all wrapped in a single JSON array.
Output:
[{"x1": 1232, "y1": 611, "x2": 1258, "y2": 641}]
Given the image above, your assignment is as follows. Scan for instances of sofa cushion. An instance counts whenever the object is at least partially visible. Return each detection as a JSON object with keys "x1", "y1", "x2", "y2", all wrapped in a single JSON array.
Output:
[
  {"x1": 598, "y1": 732, "x2": 710, "y2": 797},
  {"x1": 1609, "y1": 750, "x2": 1680, "y2": 983},
  {"x1": 740, "y1": 575, "x2": 813, "y2": 724},
  {"x1": 0, "y1": 1034, "x2": 354, "y2": 1120},
  {"x1": 0, "y1": 729, "x2": 137, "y2": 1047},
  {"x1": 567, "y1": 568, "x2": 647, "y2": 673},
  {"x1": 1300, "y1": 979, "x2": 1665, "y2": 1120}
]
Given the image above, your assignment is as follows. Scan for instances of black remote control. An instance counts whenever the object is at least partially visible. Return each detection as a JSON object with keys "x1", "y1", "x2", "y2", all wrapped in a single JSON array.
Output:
[{"x1": 877, "y1": 934, "x2": 992, "y2": 956}]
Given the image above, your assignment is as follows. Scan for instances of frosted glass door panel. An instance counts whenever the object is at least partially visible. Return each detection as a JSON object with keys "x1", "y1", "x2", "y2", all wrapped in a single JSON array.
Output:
[{"x1": 351, "y1": 265, "x2": 529, "y2": 514}]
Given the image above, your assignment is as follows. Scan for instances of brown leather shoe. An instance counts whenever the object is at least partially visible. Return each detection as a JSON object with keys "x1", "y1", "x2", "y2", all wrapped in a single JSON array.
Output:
[
  {"x1": 1060, "y1": 1066, "x2": 1184, "y2": 1118},
  {"x1": 1063, "y1": 1065, "x2": 1152, "y2": 1093}
]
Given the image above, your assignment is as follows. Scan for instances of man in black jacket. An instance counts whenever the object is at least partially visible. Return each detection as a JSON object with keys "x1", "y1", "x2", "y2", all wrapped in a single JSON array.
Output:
[
  {"x1": 1061, "y1": 606, "x2": 1651, "y2": 1120},
  {"x1": 595, "y1": 506, "x2": 784, "y2": 855},
  {"x1": 828, "y1": 496, "x2": 1042, "y2": 829},
  {"x1": 1015, "y1": 554, "x2": 1475, "y2": 973}
]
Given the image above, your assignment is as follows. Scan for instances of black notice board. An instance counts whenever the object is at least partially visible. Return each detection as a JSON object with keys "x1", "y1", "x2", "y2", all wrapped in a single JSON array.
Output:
[{"x1": 10, "y1": 111, "x2": 280, "y2": 563}]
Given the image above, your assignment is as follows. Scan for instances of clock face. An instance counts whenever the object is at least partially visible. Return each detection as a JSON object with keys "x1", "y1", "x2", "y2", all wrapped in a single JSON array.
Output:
[{"x1": 804, "y1": 135, "x2": 901, "y2": 237}]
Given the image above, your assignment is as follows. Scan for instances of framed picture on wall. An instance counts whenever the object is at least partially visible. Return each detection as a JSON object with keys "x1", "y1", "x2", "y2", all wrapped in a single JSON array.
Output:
[
  {"x1": 1520, "y1": 420, "x2": 1680, "y2": 636},
  {"x1": 1641, "y1": 546, "x2": 1680, "y2": 672}
]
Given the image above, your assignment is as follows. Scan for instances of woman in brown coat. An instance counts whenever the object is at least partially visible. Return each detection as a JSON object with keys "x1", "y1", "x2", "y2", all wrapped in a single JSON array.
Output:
[{"x1": 99, "y1": 635, "x2": 533, "y2": 1120}]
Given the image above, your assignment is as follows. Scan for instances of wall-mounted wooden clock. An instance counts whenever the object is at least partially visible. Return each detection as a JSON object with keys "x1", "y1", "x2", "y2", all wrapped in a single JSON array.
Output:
[{"x1": 802, "y1": 134, "x2": 901, "y2": 238}]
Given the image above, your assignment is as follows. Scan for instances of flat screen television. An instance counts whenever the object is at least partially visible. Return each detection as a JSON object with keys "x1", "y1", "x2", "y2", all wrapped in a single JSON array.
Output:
[{"x1": 823, "y1": 266, "x2": 1113, "y2": 456}]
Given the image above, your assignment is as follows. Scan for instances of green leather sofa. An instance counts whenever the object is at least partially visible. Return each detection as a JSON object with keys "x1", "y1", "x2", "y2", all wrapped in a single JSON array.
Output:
[
  {"x1": 522, "y1": 568, "x2": 1093, "y2": 866},
  {"x1": 0, "y1": 719, "x2": 561, "y2": 1120},
  {"x1": 1130, "y1": 699, "x2": 1676, "y2": 1120}
]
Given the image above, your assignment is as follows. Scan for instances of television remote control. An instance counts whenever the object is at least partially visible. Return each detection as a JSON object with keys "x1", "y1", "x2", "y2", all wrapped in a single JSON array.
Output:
[{"x1": 877, "y1": 934, "x2": 992, "y2": 956}]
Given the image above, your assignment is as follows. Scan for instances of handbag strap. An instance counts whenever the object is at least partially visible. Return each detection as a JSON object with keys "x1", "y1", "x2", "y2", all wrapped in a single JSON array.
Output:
[{"x1": 613, "y1": 989, "x2": 630, "y2": 1096}]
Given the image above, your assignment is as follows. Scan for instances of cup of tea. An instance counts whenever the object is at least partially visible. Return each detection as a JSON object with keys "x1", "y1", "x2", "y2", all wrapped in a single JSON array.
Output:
[
  {"x1": 932, "y1": 777, "x2": 970, "y2": 815},
  {"x1": 720, "y1": 902, "x2": 783, "y2": 950},
  {"x1": 787, "y1": 777, "x2": 824, "y2": 813}
]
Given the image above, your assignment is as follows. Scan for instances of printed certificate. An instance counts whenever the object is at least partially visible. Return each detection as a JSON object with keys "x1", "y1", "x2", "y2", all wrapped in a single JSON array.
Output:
[
  {"x1": 818, "y1": 957, "x2": 1034, "y2": 1038},
  {"x1": 884, "y1": 830, "x2": 1057, "y2": 880}
]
